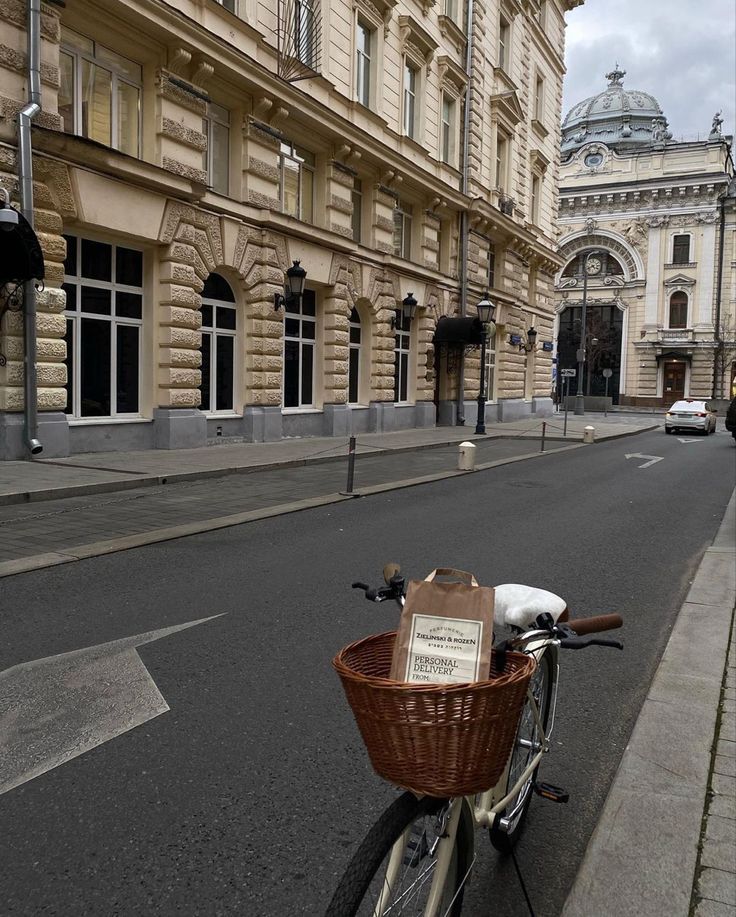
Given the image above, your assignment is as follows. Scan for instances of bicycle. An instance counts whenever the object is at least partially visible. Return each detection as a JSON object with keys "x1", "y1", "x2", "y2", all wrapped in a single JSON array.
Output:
[{"x1": 326, "y1": 565, "x2": 623, "y2": 917}]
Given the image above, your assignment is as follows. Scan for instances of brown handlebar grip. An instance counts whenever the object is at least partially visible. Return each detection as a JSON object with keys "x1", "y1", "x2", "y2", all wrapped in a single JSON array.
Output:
[{"x1": 567, "y1": 614, "x2": 623, "y2": 636}]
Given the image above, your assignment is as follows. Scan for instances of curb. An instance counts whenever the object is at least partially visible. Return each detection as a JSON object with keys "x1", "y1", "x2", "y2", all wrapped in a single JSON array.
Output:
[
  {"x1": 562, "y1": 488, "x2": 736, "y2": 917},
  {"x1": 0, "y1": 424, "x2": 658, "y2": 508},
  {"x1": 0, "y1": 439, "x2": 597, "y2": 579}
]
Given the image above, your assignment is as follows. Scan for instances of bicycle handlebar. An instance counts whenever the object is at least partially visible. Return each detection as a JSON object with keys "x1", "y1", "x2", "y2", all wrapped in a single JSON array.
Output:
[{"x1": 566, "y1": 613, "x2": 623, "y2": 636}]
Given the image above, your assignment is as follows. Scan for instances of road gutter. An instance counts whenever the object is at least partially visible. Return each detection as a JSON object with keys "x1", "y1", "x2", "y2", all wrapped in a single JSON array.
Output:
[{"x1": 562, "y1": 488, "x2": 736, "y2": 917}]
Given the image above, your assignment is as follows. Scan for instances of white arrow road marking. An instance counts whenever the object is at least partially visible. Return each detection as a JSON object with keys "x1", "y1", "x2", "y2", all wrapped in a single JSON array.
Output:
[
  {"x1": 677, "y1": 438, "x2": 702, "y2": 443},
  {"x1": 625, "y1": 453, "x2": 664, "y2": 469},
  {"x1": 0, "y1": 615, "x2": 224, "y2": 796}
]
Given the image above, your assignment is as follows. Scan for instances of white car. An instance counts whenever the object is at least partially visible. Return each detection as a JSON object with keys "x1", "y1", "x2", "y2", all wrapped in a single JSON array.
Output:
[{"x1": 664, "y1": 399, "x2": 717, "y2": 435}]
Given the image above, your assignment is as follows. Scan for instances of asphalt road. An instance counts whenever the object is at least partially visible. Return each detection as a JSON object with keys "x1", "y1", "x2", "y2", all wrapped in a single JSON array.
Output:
[{"x1": 1, "y1": 428, "x2": 734, "y2": 916}]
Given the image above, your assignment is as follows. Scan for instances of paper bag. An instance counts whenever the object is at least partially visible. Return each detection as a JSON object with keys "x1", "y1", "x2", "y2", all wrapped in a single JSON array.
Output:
[{"x1": 389, "y1": 568, "x2": 494, "y2": 684}]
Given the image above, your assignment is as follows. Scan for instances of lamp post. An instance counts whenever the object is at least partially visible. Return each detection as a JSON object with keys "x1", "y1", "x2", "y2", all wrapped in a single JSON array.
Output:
[
  {"x1": 573, "y1": 249, "x2": 603, "y2": 416},
  {"x1": 475, "y1": 293, "x2": 497, "y2": 435},
  {"x1": 274, "y1": 260, "x2": 307, "y2": 311}
]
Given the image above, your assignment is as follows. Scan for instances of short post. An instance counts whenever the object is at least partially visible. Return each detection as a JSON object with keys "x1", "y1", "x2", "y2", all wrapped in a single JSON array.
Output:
[
  {"x1": 583, "y1": 425, "x2": 595, "y2": 444},
  {"x1": 458, "y1": 441, "x2": 476, "y2": 471},
  {"x1": 563, "y1": 377, "x2": 569, "y2": 438},
  {"x1": 540, "y1": 421, "x2": 546, "y2": 453},
  {"x1": 342, "y1": 436, "x2": 357, "y2": 494}
]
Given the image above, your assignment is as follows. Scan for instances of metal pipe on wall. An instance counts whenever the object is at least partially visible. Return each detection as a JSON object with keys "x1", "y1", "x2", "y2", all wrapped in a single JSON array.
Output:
[{"x1": 18, "y1": 0, "x2": 43, "y2": 456}]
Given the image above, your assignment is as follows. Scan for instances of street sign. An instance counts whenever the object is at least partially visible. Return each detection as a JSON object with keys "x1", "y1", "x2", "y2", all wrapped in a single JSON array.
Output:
[
  {"x1": 602, "y1": 368, "x2": 613, "y2": 379},
  {"x1": 561, "y1": 368, "x2": 576, "y2": 378}
]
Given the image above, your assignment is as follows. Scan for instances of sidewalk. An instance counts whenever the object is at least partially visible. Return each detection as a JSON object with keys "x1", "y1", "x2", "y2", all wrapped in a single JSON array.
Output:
[{"x1": 563, "y1": 489, "x2": 736, "y2": 917}]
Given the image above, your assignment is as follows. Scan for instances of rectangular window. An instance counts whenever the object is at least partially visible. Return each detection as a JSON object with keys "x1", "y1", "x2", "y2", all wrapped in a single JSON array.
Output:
[
  {"x1": 484, "y1": 337, "x2": 497, "y2": 403},
  {"x1": 499, "y1": 17, "x2": 510, "y2": 71},
  {"x1": 534, "y1": 76, "x2": 544, "y2": 122},
  {"x1": 63, "y1": 235, "x2": 143, "y2": 419},
  {"x1": 283, "y1": 289, "x2": 317, "y2": 408},
  {"x1": 496, "y1": 131, "x2": 509, "y2": 191},
  {"x1": 200, "y1": 296, "x2": 236, "y2": 413},
  {"x1": 202, "y1": 102, "x2": 230, "y2": 195},
  {"x1": 672, "y1": 234, "x2": 691, "y2": 264},
  {"x1": 394, "y1": 310, "x2": 411, "y2": 403},
  {"x1": 356, "y1": 20, "x2": 372, "y2": 107},
  {"x1": 214, "y1": 0, "x2": 236, "y2": 10},
  {"x1": 351, "y1": 178, "x2": 363, "y2": 243},
  {"x1": 279, "y1": 141, "x2": 315, "y2": 222},
  {"x1": 488, "y1": 243, "x2": 496, "y2": 288},
  {"x1": 60, "y1": 27, "x2": 141, "y2": 156},
  {"x1": 403, "y1": 63, "x2": 417, "y2": 139},
  {"x1": 393, "y1": 199, "x2": 413, "y2": 260},
  {"x1": 445, "y1": 0, "x2": 459, "y2": 24},
  {"x1": 348, "y1": 307, "x2": 362, "y2": 404},
  {"x1": 441, "y1": 95, "x2": 453, "y2": 164},
  {"x1": 531, "y1": 174, "x2": 541, "y2": 223},
  {"x1": 295, "y1": 0, "x2": 316, "y2": 68}
]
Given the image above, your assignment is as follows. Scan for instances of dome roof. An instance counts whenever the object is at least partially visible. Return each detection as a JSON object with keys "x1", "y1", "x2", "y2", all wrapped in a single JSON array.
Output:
[{"x1": 562, "y1": 66, "x2": 671, "y2": 156}]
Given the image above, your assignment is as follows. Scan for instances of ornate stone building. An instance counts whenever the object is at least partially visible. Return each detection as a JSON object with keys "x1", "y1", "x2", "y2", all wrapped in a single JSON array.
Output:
[
  {"x1": 555, "y1": 67, "x2": 736, "y2": 409},
  {"x1": 0, "y1": 0, "x2": 579, "y2": 459}
]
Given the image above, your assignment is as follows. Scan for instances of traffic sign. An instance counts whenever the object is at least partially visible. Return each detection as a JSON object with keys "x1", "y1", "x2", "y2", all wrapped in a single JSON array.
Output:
[
  {"x1": 602, "y1": 368, "x2": 613, "y2": 379},
  {"x1": 561, "y1": 368, "x2": 576, "y2": 378}
]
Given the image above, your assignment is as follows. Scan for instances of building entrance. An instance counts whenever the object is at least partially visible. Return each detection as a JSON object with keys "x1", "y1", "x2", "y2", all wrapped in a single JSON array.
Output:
[
  {"x1": 663, "y1": 360, "x2": 686, "y2": 403},
  {"x1": 556, "y1": 302, "x2": 623, "y2": 403}
]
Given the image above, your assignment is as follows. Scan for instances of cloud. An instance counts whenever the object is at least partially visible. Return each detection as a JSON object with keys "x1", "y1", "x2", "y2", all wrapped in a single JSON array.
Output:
[{"x1": 562, "y1": 0, "x2": 736, "y2": 140}]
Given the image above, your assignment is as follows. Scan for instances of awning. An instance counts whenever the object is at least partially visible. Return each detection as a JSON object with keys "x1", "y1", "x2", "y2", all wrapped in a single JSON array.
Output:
[{"x1": 433, "y1": 316, "x2": 483, "y2": 346}]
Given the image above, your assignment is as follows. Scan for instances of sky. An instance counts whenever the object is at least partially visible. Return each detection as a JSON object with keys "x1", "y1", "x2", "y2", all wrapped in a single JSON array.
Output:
[{"x1": 562, "y1": 0, "x2": 736, "y2": 140}]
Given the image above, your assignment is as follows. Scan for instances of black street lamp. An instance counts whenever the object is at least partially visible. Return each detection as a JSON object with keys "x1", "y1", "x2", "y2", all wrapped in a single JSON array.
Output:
[
  {"x1": 574, "y1": 249, "x2": 604, "y2": 415},
  {"x1": 475, "y1": 293, "x2": 497, "y2": 435},
  {"x1": 274, "y1": 260, "x2": 307, "y2": 310}
]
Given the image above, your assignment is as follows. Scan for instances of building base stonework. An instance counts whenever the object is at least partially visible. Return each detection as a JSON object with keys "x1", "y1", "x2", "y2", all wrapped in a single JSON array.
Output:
[
  {"x1": 243, "y1": 407, "x2": 283, "y2": 443},
  {"x1": 497, "y1": 399, "x2": 533, "y2": 423},
  {"x1": 0, "y1": 412, "x2": 70, "y2": 461},
  {"x1": 153, "y1": 409, "x2": 207, "y2": 450},
  {"x1": 532, "y1": 397, "x2": 554, "y2": 417},
  {"x1": 70, "y1": 420, "x2": 153, "y2": 454}
]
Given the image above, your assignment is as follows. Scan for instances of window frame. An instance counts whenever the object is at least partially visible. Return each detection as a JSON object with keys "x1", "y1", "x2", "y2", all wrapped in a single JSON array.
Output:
[
  {"x1": 279, "y1": 140, "x2": 315, "y2": 222},
  {"x1": 351, "y1": 177, "x2": 363, "y2": 243},
  {"x1": 495, "y1": 129, "x2": 510, "y2": 192},
  {"x1": 295, "y1": 0, "x2": 317, "y2": 69},
  {"x1": 348, "y1": 306, "x2": 364, "y2": 405},
  {"x1": 484, "y1": 332, "x2": 497, "y2": 403},
  {"x1": 534, "y1": 74, "x2": 545, "y2": 123},
  {"x1": 668, "y1": 291, "x2": 689, "y2": 330},
  {"x1": 440, "y1": 93, "x2": 454, "y2": 165},
  {"x1": 59, "y1": 27, "x2": 142, "y2": 157},
  {"x1": 530, "y1": 172, "x2": 541, "y2": 224},
  {"x1": 671, "y1": 233, "x2": 692, "y2": 265},
  {"x1": 283, "y1": 289, "x2": 318, "y2": 409},
  {"x1": 403, "y1": 60, "x2": 418, "y2": 139},
  {"x1": 355, "y1": 18, "x2": 373, "y2": 108},
  {"x1": 393, "y1": 309, "x2": 412, "y2": 404},
  {"x1": 393, "y1": 198, "x2": 414, "y2": 261},
  {"x1": 62, "y1": 234, "x2": 144, "y2": 421},
  {"x1": 498, "y1": 15, "x2": 511, "y2": 72},
  {"x1": 199, "y1": 275, "x2": 238, "y2": 415},
  {"x1": 202, "y1": 102, "x2": 231, "y2": 196}
]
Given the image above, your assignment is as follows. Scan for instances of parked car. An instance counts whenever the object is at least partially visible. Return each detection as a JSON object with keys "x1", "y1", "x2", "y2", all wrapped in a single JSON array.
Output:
[
  {"x1": 725, "y1": 396, "x2": 736, "y2": 440},
  {"x1": 664, "y1": 399, "x2": 717, "y2": 435}
]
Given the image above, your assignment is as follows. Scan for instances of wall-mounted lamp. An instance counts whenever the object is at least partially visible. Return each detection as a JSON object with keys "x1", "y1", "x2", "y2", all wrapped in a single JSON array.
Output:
[
  {"x1": 0, "y1": 189, "x2": 19, "y2": 231},
  {"x1": 511, "y1": 326, "x2": 538, "y2": 353},
  {"x1": 274, "y1": 260, "x2": 307, "y2": 311},
  {"x1": 391, "y1": 292, "x2": 419, "y2": 329}
]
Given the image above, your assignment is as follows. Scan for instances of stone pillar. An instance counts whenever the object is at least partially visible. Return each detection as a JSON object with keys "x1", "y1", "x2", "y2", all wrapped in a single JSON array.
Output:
[
  {"x1": 156, "y1": 69, "x2": 208, "y2": 186},
  {"x1": 644, "y1": 225, "x2": 662, "y2": 329}
]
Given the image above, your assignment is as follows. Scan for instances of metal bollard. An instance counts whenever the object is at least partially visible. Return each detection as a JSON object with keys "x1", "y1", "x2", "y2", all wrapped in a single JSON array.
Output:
[
  {"x1": 540, "y1": 421, "x2": 546, "y2": 453},
  {"x1": 340, "y1": 436, "x2": 358, "y2": 495},
  {"x1": 458, "y1": 441, "x2": 476, "y2": 471},
  {"x1": 583, "y1": 425, "x2": 595, "y2": 444}
]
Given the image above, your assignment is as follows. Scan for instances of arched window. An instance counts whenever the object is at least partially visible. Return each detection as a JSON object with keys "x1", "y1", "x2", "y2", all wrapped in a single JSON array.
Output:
[
  {"x1": 348, "y1": 307, "x2": 362, "y2": 404},
  {"x1": 669, "y1": 291, "x2": 688, "y2": 329},
  {"x1": 394, "y1": 310, "x2": 411, "y2": 403},
  {"x1": 200, "y1": 273, "x2": 236, "y2": 412}
]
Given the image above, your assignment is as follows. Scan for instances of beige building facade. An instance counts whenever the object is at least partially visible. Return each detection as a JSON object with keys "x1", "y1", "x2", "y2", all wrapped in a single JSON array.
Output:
[
  {"x1": 555, "y1": 68, "x2": 735, "y2": 409},
  {"x1": 0, "y1": 0, "x2": 580, "y2": 459}
]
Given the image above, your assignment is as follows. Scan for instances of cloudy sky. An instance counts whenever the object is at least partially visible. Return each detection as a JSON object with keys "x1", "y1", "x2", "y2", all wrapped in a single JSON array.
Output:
[{"x1": 562, "y1": 0, "x2": 736, "y2": 140}]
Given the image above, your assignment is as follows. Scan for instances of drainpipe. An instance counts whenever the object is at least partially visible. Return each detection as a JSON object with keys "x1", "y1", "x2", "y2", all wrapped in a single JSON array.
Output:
[
  {"x1": 17, "y1": 0, "x2": 43, "y2": 456},
  {"x1": 711, "y1": 185, "x2": 727, "y2": 400},
  {"x1": 456, "y1": 0, "x2": 474, "y2": 425}
]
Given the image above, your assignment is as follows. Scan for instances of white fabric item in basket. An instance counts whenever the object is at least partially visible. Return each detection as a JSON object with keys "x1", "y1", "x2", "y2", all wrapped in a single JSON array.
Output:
[{"x1": 495, "y1": 583, "x2": 567, "y2": 630}]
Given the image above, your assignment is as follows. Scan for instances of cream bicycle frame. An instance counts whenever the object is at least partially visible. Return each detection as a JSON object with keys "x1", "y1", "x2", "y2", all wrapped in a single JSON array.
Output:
[{"x1": 373, "y1": 636, "x2": 559, "y2": 917}]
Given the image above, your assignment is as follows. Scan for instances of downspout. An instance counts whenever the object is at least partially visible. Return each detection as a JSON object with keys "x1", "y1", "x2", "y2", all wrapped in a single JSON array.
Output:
[
  {"x1": 18, "y1": 0, "x2": 43, "y2": 455},
  {"x1": 456, "y1": 0, "x2": 474, "y2": 425},
  {"x1": 711, "y1": 189, "x2": 726, "y2": 400}
]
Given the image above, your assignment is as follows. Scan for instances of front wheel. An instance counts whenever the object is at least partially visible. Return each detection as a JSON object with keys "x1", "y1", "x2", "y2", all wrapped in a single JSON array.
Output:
[
  {"x1": 490, "y1": 651, "x2": 553, "y2": 853},
  {"x1": 326, "y1": 793, "x2": 472, "y2": 916},
  {"x1": 665, "y1": 427, "x2": 673, "y2": 435}
]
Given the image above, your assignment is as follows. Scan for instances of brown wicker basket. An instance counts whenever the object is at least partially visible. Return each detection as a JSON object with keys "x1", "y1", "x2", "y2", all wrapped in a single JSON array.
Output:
[{"x1": 333, "y1": 630, "x2": 536, "y2": 798}]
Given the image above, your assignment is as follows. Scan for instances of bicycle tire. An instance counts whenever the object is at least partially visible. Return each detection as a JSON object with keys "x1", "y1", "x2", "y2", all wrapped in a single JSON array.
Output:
[
  {"x1": 325, "y1": 792, "x2": 471, "y2": 916},
  {"x1": 490, "y1": 650, "x2": 553, "y2": 853}
]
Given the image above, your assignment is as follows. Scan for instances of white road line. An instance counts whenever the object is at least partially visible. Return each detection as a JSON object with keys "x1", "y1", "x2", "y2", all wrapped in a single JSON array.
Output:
[{"x1": 624, "y1": 453, "x2": 664, "y2": 469}]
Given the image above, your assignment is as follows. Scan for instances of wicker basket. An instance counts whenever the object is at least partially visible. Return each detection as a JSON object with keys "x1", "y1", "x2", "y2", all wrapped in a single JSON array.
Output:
[{"x1": 333, "y1": 630, "x2": 536, "y2": 798}]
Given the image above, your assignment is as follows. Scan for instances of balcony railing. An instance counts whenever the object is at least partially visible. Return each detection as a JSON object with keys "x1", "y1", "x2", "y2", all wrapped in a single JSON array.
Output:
[{"x1": 659, "y1": 328, "x2": 693, "y2": 342}]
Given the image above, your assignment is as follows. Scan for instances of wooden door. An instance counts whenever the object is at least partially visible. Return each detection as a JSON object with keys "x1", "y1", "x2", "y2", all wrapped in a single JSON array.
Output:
[{"x1": 663, "y1": 361, "x2": 686, "y2": 403}]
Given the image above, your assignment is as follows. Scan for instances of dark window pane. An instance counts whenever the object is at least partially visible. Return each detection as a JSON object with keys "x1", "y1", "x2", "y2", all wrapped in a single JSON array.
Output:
[
  {"x1": 116, "y1": 247, "x2": 143, "y2": 286},
  {"x1": 116, "y1": 291, "x2": 142, "y2": 319},
  {"x1": 80, "y1": 318, "x2": 111, "y2": 416},
  {"x1": 400, "y1": 352, "x2": 408, "y2": 402},
  {"x1": 81, "y1": 286, "x2": 112, "y2": 315},
  {"x1": 672, "y1": 235, "x2": 690, "y2": 264},
  {"x1": 349, "y1": 307, "x2": 360, "y2": 323},
  {"x1": 301, "y1": 341, "x2": 313, "y2": 405},
  {"x1": 116, "y1": 325, "x2": 139, "y2": 413},
  {"x1": 216, "y1": 305, "x2": 236, "y2": 330},
  {"x1": 81, "y1": 239, "x2": 112, "y2": 281},
  {"x1": 349, "y1": 325, "x2": 361, "y2": 344},
  {"x1": 202, "y1": 272, "x2": 235, "y2": 302},
  {"x1": 285, "y1": 318, "x2": 300, "y2": 337},
  {"x1": 216, "y1": 335, "x2": 234, "y2": 410},
  {"x1": 64, "y1": 318, "x2": 74, "y2": 414},
  {"x1": 394, "y1": 352, "x2": 400, "y2": 402},
  {"x1": 200, "y1": 331, "x2": 212, "y2": 411},
  {"x1": 670, "y1": 294, "x2": 688, "y2": 328},
  {"x1": 302, "y1": 320, "x2": 316, "y2": 340},
  {"x1": 63, "y1": 235, "x2": 77, "y2": 276},
  {"x1": 63, "y1": 283, "x2": 77, "y2": 311},
  {"x1": 349, "y1": 348, "x2": 359, "y2": 403},
  {"x1": 200, "y1": 304, "x2": 213, "y2": 328},
  {"x1": 301, "y1": 289, "x2": 316, "y2": 316},
  {"x1": 284, "y1": 339, "x2": 299, "y2": 407}
]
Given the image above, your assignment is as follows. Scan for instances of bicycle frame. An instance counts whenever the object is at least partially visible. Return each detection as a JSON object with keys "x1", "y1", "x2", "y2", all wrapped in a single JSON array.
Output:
[{"x1": 374, "y1": 631, "x2": 560, "y2": 917}]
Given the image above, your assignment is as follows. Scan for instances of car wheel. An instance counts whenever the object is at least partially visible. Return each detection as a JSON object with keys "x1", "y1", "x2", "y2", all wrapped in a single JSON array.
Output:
[{"x1": 665, "y1": 427, "x2": 673, "y2": 434}]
